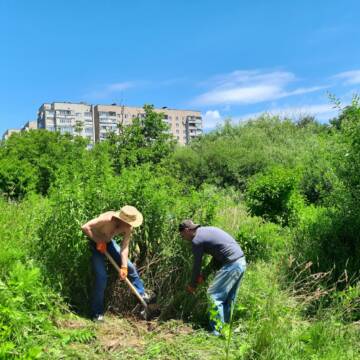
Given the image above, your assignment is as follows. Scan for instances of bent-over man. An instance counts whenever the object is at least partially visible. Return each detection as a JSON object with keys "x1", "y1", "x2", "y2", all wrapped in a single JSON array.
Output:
[
  {"x1": 81, "y1": 205, "x2": 149, "y2": 321},
  {"x1": 179, "y1": 220, "x2": 246, "y2": 335}
]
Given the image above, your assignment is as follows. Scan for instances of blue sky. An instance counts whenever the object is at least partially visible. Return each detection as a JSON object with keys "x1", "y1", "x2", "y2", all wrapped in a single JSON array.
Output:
[{"x1": 1, "y1": 0, "x2": 359, "y2": 135}]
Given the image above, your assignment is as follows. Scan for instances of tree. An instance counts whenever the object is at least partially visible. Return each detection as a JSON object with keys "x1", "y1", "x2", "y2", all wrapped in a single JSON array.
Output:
[
  {"x1": 105, "y1": 105, "x2": 176, "y2": 173},
  {"x1": 74, "y1": 120, "x2": 84, "y2": 136},
  {"x1": 0, "y1": 130, "x2": 88, "y2": 199}
]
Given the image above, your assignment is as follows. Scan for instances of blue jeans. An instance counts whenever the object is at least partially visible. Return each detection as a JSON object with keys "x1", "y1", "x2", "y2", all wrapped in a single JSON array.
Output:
[
  {"x1": 90, "y1": 240, "x2": 145, "y2": 317},
  {"x1": 207, "y1": 257, "x2": 246, "y2": 331}
]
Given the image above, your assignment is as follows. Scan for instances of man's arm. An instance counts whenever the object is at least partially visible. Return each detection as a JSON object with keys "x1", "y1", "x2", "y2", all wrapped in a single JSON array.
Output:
[
  {"x1": 120, "y1": 227, "x2": 132, "y2": 267},
  {"x1": 190, "y1": 244, "x2": 204, "y2": 287}
]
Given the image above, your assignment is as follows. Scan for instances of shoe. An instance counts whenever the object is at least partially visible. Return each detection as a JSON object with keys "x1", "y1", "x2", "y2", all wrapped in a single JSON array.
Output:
[
  {"x1": 92, "y1": 314, "x2": 104, "y2": 322},
  {"x1": 211, "y1": 330, "x2": 221, "y2": 337}
]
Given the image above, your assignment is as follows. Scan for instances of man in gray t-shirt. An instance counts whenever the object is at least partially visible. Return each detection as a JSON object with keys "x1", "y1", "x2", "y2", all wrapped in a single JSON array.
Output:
[{"x1": 179, "y1": 219, "x2": 246, "y2": 336}]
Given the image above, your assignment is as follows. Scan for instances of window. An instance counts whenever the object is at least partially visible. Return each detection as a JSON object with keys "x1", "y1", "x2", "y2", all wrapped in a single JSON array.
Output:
[
  {"x1": 59, "y1": 126, "x2": 73, "y2": 134},
  {"x1": 58, "y1": 110, "x2": 71, "y2": 115},
  {"x1": 84, "y1": 112, "x2": 92, "y2": 117}
]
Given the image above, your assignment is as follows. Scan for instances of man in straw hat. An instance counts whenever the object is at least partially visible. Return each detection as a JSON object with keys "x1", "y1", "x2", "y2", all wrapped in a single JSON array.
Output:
[
  {"x1": 178, "y1": 219, "x2": 246, "y2": 336},
  {"x1": 82, "y1": 205, "x2": 150, "y2": 321}
]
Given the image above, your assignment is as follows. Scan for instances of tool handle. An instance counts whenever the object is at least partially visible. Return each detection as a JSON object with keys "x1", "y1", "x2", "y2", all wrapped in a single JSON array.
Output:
[{"x1": 104, "y1": 250, "x2": 148, "y2": 309}]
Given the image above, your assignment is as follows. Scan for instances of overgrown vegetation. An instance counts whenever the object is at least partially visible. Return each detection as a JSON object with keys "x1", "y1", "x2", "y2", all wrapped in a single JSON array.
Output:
[{"x1": 1, "y1": 102, "x2": 360, "y2": 359}]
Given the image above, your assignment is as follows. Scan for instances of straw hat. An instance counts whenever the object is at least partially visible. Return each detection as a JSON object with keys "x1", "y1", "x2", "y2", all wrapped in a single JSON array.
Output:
[{"x1": 113, "y1": 205, "x2": 143, "y2": 228}]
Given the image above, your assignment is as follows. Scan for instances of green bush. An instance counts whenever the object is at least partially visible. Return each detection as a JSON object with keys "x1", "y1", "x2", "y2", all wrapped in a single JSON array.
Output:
[
  {"x1": 0, "y1": 262, "x2": 63, "y2": 359},
  {"x1": 0, "y1": 130, "x2": 88, "y2": 199},
  {"x1": 246, "y1": 166, "x2": 299, "y2": 224},
  {"x1": 0, "y1": 195, "x2": 50, "y2": 278},
  {"x1": 236, "y1": 216, "x2": 288, "y2": 263}
]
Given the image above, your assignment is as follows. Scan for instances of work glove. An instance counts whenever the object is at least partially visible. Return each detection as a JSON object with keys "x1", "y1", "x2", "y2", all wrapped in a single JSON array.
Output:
[
  {"x1": 96, "y1": 241, "x2": 107, "y2": 254},
  {"x1": 119, "y1": 266, "x2": 128, "y2": 280},
  {"x1": 196, "y1": 275, "x2": 204, "y2": 284},
  {"x1": 186, "y1": 285, "x2": 196, "y2": 294}
]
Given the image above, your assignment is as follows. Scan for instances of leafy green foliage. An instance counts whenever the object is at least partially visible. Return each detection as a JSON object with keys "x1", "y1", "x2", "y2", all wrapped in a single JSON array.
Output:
[
  {"x1": 170, "y1": 115, "x2": 328, "y2": 190},
  {"x1": 36, "y1": 158, "x2": 219, "y2": 314},
  {"x1": 0, "y1": 130, "x2": 88, "y2": 199},
  {"x1": 236, "y1": 216, "x2": 287, "y2": 263},
  {"x1": 246, "y1": 166, "x2": 299, "y2": 224},
  {"x1": 104, "y1": 105, "x2": 176, "y2": 173},
  {"x1": 1, "y1": 100, "x2": 360, "y2": 358},
  {"x1": 0, "y1": 195, "x2": 50, "y2": 278},
  {"x1": 0, "y1": 262, "x2": 61, "y2": 358}
]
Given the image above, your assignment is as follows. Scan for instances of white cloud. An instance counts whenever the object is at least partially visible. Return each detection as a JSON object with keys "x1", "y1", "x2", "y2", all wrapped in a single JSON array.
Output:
[
  {"x1": 238, "y1": 104, "x2": 338, "y2": 122},
  {"x1": 84, "y1": 81, "x2": 135, "y2": 99},
  {"x1": 193, "y1": 70, "x2": 325, "y2": 106},
  {"x1": 107, "y1": 82, "x2": 134, "y2": 92},
  {"x1": 202, "y1": 110, "x2": 223, "y2": 129},
  {"x1": 333, "y1": 70, "x2": 360, "y2": 85}
]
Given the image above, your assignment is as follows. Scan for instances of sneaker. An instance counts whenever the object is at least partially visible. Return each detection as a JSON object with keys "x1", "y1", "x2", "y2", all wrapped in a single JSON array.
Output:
[
  {"x1": 211, "y1": 330, "x2": 221, "y2": 337},
  {"x1": 92, "y1": 314, "x2": 104, "y2": 322}
]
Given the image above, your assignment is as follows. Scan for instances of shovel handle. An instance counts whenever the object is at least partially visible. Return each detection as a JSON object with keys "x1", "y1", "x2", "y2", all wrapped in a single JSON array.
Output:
[{"x1": 104, "y1": 250, "x2": 148, "y2": 309}]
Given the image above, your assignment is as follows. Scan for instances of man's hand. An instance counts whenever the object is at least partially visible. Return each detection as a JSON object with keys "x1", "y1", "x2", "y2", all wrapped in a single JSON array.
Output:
[
  {"x1": 196, "y1": 275, "x2": 204, "y2": 284},
  {"x1": 119, "y1": 266, "x2": 128, "y2": 280},
  {"x1": 96, "y1": 241, "x2": 107, "y2": 254},
  {"x1": 186, "y1": 285, "x2": 196, "y2": 294}
]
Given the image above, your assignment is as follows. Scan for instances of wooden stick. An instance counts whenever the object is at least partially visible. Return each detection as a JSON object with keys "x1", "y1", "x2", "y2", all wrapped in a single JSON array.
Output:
[{"x1": 104, "y1": 250, "x2": 148, "y2": 310}]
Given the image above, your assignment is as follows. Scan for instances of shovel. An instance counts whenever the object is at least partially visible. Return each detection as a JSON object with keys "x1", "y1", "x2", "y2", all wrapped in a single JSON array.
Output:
[{"x1": 104, "y1": 250, "x2": 150, "y2": 319}]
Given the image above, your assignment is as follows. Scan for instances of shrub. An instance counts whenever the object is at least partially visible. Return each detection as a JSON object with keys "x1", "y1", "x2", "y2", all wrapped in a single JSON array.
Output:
[
  {"x1": 246, "y1": 166, "x2": 299, "y2": 224},
  {"x1": 236, "y1": 216, "x2": 288, "y2": 263},
  {"x1": 289, "y1": 204, "x2": 360, "y2": 282},
  {"x1": 0, "y1": 262, "x2": 63, "y2": 358},
  {"x1": 0, "y1": 195, "x2": 50, "y2": 277},
  {"x1": 0, "y1": 130, "x2": 88, "y2": 199}
]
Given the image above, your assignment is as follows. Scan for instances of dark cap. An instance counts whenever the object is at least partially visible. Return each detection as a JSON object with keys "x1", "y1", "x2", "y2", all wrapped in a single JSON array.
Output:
[{"x1": 178, "y1": 219, "x2": 200, "y2": 232}]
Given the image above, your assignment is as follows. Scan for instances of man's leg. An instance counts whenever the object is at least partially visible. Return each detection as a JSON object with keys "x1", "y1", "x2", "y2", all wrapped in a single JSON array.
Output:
[
  {"x1": 224, "y1": 258, "x2": 246, "y2": 323},
  {"x1": 207, "y1": 268, "x2": 233, "y2": 332},
  {"x1": 107, "y1": 240, "x2": 145, "y2": 295},
  {"x1": 90, "y1": 243, "x2": 108, "y2": 317},
  {"x1": 208, "y1": 259, "x2": 246, "y2": 332}
]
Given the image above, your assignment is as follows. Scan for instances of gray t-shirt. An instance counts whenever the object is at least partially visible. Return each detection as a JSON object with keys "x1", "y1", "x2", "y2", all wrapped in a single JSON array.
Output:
[{"x1": 191, "y1": 226, "x2": 244, "y2": 286}]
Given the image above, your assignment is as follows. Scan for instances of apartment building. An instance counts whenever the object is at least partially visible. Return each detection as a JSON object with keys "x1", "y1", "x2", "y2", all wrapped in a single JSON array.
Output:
[
  {"x1": 1, "y1": 121, "x2": 36, "y2": 141},
  {"x1": 37, "y1": 102, "x2": 202, "y2": 145},
  {"x1": 2, "y1": 128, "x2": 21, "y2": 141},
  {"x1": 37, "y1": 102, "x2": 95, "y2": 143},
  {"x1": 22, "y1": 120, "x2": 37, "y2": 131}
]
